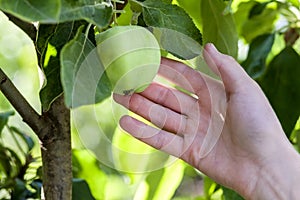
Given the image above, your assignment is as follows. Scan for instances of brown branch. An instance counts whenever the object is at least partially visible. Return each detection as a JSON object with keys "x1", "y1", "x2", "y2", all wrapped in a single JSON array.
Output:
[
  {"x1": 4, "y1": 12, "x2": 37, "y2": 41},
  {"x1": 0, "y1": 68, "x2": 51, "y2": 140}
]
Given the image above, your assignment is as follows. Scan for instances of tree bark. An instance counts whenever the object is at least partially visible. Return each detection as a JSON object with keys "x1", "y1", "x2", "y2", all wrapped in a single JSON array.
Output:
[
  {"x1": 41, "y1": 95, "x2": 72, "y2": 200},
  {"x1": 0, "y1": 69, "x2": 72, "y2": 200}
]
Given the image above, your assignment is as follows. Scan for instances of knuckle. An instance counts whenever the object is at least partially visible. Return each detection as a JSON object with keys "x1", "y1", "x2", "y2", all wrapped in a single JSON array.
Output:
[
  {"x1": 157, "y1": 87, "x2": 170, "y2": 105},
  {"x1": 153, "y1": 132, "x2": 166, "y2": 150},
  {"x1": 129, "y1": 94, "x2": 144, "y2": 112},
  {"x1": 178, "y1": 115, "x2": 188, "y2": 134}
]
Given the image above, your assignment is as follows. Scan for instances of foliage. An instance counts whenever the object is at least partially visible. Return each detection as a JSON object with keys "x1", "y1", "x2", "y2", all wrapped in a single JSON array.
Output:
[
  {"x1": 0, "y1": 111, "x2": 41, "y2": 199},
  {"x1": 61, "y1": 25, "x2": 111, "y2": 108},
  {"x1": 0, "y1": 0, "x2": 113, "y2": 27},
  {"x1": 259, "y1": 46, "x2": 300, "y2": 137},
  {"x1": 201, "y1": 0, "x2": 238, "y2": 58},
  {"x1": 37, "y1": 22, "x2": 91, "y2": 111},
  {"x1": 0, "y1": 0, "x2": 300, "y2": 199}
]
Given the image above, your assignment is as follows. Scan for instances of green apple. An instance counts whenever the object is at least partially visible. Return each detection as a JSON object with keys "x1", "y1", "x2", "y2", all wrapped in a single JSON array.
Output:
[{"x1": 96, "y1": 25, "x2": 161, "y2": 95}]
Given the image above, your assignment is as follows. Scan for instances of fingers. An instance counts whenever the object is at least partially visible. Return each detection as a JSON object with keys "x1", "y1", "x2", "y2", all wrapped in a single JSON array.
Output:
[
  {"x1": 203, "y1": 43, "x2": 253, "y2": 94},
  {"x1": 119, "y1": 115, "x2": 184, "y2": 157},
  {"x1": 159, "y1": 58, "x2": 210, "y2": 98},
  {"x1": 139, "y1": 83, "x2": 198, "y2": 115},
  {"x1": 114, "y1": 92, "x2": 188, "y2": 134}
]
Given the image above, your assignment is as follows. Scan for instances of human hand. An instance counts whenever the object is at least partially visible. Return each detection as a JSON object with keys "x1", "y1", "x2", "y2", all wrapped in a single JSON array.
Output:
[{"x1": 113, "y1": 44, "x2": 300, "y2": 199}]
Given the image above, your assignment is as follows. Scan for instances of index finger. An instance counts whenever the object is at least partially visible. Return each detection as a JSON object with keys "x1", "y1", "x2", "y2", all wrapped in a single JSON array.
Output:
[
  {"x1": 158, "y1": 58, "x2": 206, "y2": 94},
  {"x1": 159, "y1": 57, "x2": 209, "y2": 98}
]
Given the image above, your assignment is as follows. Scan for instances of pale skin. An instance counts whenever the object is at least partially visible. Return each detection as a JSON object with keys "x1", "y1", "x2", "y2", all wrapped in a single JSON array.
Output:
[{"x1": 113, "y1": 43, "x2": 300, "y2": 199}]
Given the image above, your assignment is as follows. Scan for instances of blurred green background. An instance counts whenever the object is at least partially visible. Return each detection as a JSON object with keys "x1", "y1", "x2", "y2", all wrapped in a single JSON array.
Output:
[{"x1": 1, "y1": 0, "x2": 300, "y2": 199}]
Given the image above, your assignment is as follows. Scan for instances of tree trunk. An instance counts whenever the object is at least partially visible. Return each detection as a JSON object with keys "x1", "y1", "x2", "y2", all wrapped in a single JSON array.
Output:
[
  {"x1": 0, "y1": 69, "x2": 73, "y2": 199},
  {"x1": 0, "y1": 15, "x2": 73, "y2": 198},
  {"x1": 41, "y1": 95, "x2": 72, "y2": 200}
]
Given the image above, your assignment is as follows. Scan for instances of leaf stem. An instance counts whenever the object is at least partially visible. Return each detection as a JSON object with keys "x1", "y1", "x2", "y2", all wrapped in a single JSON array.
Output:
[{"x1": 113, "y1": 0, "x2": 118, "y2": 25}]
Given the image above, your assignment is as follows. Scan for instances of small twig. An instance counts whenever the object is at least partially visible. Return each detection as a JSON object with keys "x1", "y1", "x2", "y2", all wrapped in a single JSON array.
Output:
[
  {"x1": 113, "y1": 0, "x2": 118, "y2": 25},
  {"x1": 0, "y1": 68, "x2": 51, "y2": 141}
]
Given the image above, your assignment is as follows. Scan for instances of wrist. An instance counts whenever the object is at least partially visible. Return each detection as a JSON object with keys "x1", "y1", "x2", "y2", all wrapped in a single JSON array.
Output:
[{"x1": 248, "y1": 144, "x2": 300, "y2": 200}]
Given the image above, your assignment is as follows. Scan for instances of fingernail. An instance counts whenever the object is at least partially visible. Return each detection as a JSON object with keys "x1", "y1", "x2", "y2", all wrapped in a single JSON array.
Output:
[
  {"x1": 112, "y1": 93, "x2": 120, "y2": 102},
  {"x1": 206, "y1": 43, "x2": 217, "y2": 52}
]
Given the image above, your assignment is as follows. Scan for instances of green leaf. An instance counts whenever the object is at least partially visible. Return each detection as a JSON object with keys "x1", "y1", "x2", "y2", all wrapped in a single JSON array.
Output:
[
  {"x1": 29, "y1": 180, "x2": 42, "y2": 198},
  {"x1": 136, "y1": 0, "x2": 202, "y2": 45},
  {"x1": 72, "y1": 149, "x2": 107, "y2": 199},
  {"x1": 288, "y1": 0, "x2": 300, "y2": 8},
  {"x1": 104, "y1": 175, "x2": 133, "y2": 199},
  {"x1": 0, "y1": 0, "x2": 113, "y2": 28},
  {"x1": 259, "y1": 46, "x2": 300, "y2": 137},
  {"x1": 201, "y1": 0, "x2": 238, "y2": 58},
  {"x1": 0, "y1": 0, "x2": 60, "y2": 22},
  {"x1": 0, "y1": 145, "x2": 23, "y2": 178},
  {"x1": 0, "y1": 111, "x2": 14, "y2": 134},
  {"x1": 241, "y1": 5, "x2": 278, "y2": 42},
  {"x1": 117, "y1": 3, "x2": 134, "y2": 26},
  {"x1": 129, "y1": 0, "x2": 144, "y2": 13},
  {"x1": 6, "y1": 147, "x2": 23, "y2": 176},
  {"x1": 146, "y1": 168, "x2": 165, "y2": 200},
  {"x1": 37, "y1": 23, "x2": 85, "y2": 64},
  {"x1": 59, "y1": 1, "x2": 113, "y2": 28},
  {"x1": 175, "y1": 0, "x2": 202, "y2": 31},
  {"x1": 242, "y1": 34, "x2": 275, "y2": 79},
  {"x1": 203, "y1": 176, "x2": 217, "y2": 197},
  {"x1": 152, "y1": 27, "x2": 202, "y2": 60},
  {"x1": 37, "y1": 22, "x2": 87, "y2": 111},
  {"x1": 135, "y1": 0, "x2": 172, "y2": 3},
  {"x1": 222, "y1": 186, "x2": 244, "y2": 200},
  {"x1": 112, "y1": 126, "x2": 169, "y2": 173},
  {"x1": 11, "y1": 178, "x2": 32, "y2": 200},
  {"x1": 151, "y1": 161, "x2": 185, "y2": 200},
  {"x1": 234, "y1": 1, "x2": 257, "y2": 35},
  {"x1": 10, "y1": 126, "x2": 35, "y2": 151},
  {"x1": 249, "y1": 1, "x2": 270, "y2": 19},
  {"x1": 145, "y1": 161, "x2": 186, "y2": 200},
  {"x1": 133, "y1": 0, "x2": 202, "y2": 59},
  {"x1": 0, "y1": 144, "x2": 12, "y2": 177},
  {"x1": 60, "y1": 26, "x2": 111, "y2": 108},
  {"x1": 72, "y1": 178, "x2": 96, "y2": 200},
  {"x1": 39, "y1": 55, "x2": 63, "y2": 111}
]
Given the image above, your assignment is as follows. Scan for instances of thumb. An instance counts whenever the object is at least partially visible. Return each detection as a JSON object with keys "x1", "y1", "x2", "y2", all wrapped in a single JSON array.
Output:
[{"x1": 203, "y1": 43, "x2": 252, "y2": 94}]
